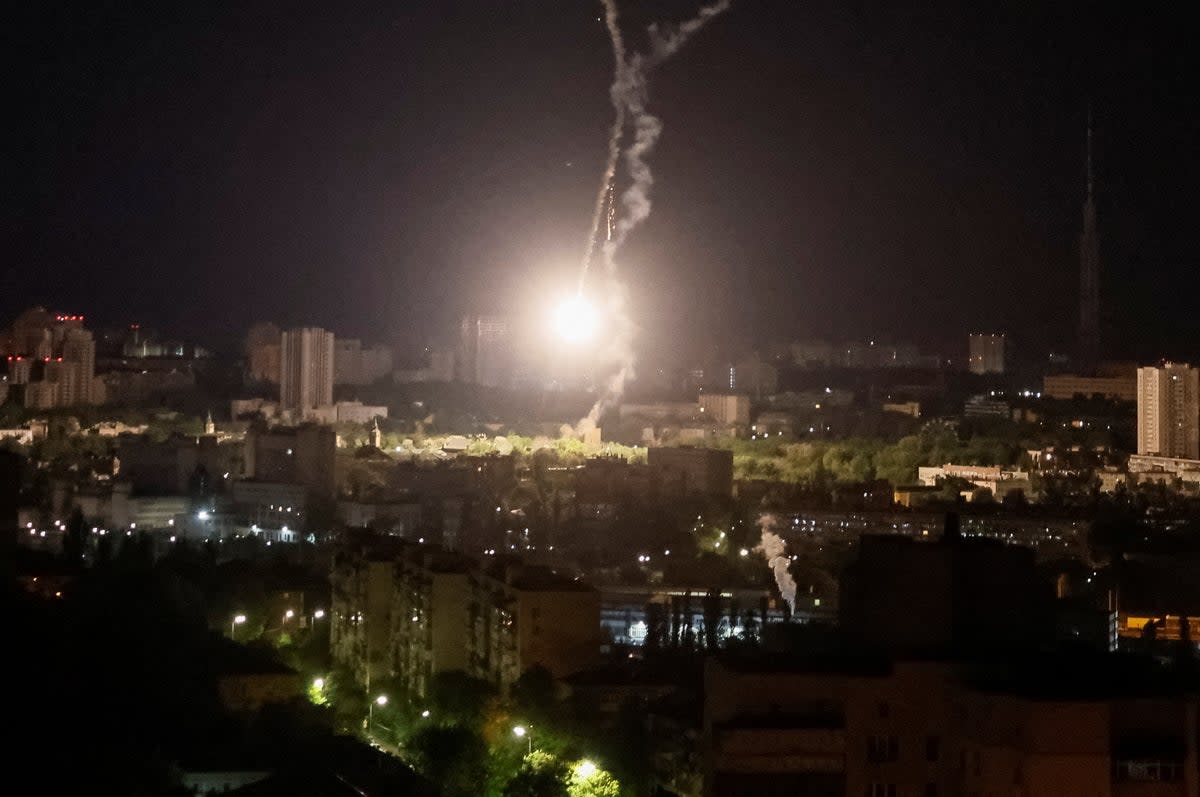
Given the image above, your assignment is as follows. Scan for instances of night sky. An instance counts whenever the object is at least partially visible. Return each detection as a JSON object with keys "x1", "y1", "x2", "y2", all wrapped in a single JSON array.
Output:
[{"x1": 4, "y1": 1, "x2": 1197, "y2": 361}]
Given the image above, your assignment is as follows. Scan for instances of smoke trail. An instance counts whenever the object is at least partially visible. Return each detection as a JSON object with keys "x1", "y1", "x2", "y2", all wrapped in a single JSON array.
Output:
[
  {"x1": 574, "y1": 0, "x2": 733, "y2": 435},
  {"x1": 578, "y1": 0, "x2": 627, "y2": 287},
  {"x1": 755, "y1": 514, "x2": 797, "y2": 616}
]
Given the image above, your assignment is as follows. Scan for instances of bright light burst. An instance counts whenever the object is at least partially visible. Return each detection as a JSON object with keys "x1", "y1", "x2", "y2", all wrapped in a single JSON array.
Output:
[{"x1": 551, "y1": 294, "x2": 599, "y2": 344}]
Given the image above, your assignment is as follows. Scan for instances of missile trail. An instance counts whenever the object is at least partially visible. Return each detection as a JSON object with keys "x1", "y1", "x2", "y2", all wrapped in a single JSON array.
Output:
[
  {"x1": 578, "y1": 0, "x2": 626, "y2": 292},
  {"x1": 574, "y1": 0, "x2": 732, "y2": 436}
]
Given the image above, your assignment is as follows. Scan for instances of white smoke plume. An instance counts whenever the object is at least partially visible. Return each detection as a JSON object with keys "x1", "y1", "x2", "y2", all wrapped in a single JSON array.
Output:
[
  {"x1": 756, "y1": 514, "x2": 797, "y2": 616},
  {"x1": 574, "y1": 0, "x2": 733, "y2": 436}
]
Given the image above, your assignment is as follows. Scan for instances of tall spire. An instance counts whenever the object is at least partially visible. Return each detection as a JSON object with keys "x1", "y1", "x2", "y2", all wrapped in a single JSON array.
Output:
[{"x1": 1078, "y1": 107, "x2": 1100, "y2": 370}]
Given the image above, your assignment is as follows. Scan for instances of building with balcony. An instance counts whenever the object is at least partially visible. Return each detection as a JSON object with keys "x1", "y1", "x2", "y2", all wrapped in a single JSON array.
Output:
[
  {"x1": 705, "y1": 653, "x2": 1200, "y2": 797},
  {"x1": 331, "y1": 540, "x2": 601, "y2": 697}
]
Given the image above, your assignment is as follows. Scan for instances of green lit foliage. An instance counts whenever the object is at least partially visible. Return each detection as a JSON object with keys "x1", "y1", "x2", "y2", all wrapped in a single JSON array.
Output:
[
  {"x1": 725, "y1": 427, "x2": 1026, "y2": 488},
  {"x1": 502, "y1": 751, "x2": 569, "y2": 797},
  {"x1": 568, "y1": 761, "x2": 620, "y2": 797}
]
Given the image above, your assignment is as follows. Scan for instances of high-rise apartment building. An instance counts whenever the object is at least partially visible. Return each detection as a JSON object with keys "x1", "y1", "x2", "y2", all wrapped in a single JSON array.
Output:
[
  {"x1": 456, "y1": 314, "x2": 510, "y2": 388},
  {"x1": 333, "y1": 338, "x2": 394, "y2": 386},
  {"x1": 244, "y1": 322, "x2": 282, "y2": 384},
  {"x1": 280, "y1": 327, "x2": 334, "y2": 418},
  {"x1": 1137, "y1": 363, "x2": 1200, "y2": 459},
  {"x1": 967, "y1": 333, "x2": 1005, "y2": 375},
  {"x1": 2, "y1": 308, "x2": 102, "y2": 408}
]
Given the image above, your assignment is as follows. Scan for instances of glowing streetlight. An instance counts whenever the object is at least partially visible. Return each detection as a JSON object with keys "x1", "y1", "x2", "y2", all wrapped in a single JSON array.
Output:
[
  {"x1": 513, "y1": 724, "x2": 532, "y2": 755},
  {"x1": 575, "y1": 760, "x2": 598, "y2": 779},
  {"x1": 284, "y1": 609, "x2": 295, "y2": 621},
  {"x1": 231, "y1": 614, "x2": 247, "y2": 636},
  {"x1": 313, "y1": 609, "x2": 325, "y2": 620},
  {"x1": 313, "y1": 677, "x2": 325, "y2": 690},
  {"x1": 368, "y1": 694, "x2": 388, "y2": 731},
  {"x1": 550, "y1": 293, "x2": 599, "y2": 344},
  {"x1": 421, "y1": 709, "x2": 431, "y2": 718}
]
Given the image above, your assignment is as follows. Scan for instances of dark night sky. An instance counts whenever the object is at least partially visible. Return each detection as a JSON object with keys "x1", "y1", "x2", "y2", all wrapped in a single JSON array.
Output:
[{"x1": 3, "y1": 1, "x2": 1197, "y2": 361}]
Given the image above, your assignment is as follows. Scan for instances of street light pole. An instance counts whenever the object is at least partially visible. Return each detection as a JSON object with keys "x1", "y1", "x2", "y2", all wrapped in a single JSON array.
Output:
[
  {"x1": 513, "y1": 725, "x2": 532, "y2": 755},
  {"x1": 368, "y1": 694, "x2": 388, "y2": 733}
]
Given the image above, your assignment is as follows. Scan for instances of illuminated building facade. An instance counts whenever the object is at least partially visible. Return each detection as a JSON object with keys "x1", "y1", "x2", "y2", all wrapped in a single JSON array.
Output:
[
  {"x1": 2, "y1": 307, "x2": 103, "y2": 408},
  {"x1": 1137, "y1": 363, "x2": 1199, "y2": 459},
  {"x1": 967, "y1": 333, "x2": 1005, "y2": 375},
  {"x1": 244, "y1": 322, "x2": 281, "y2": 384},
  {"x1": 456, "y1": 314, "x2": 510, "y2": 388},
  {"x1": 279, "y1": 326, "x2": 334, "y2": 418},
  {"x1": 1044, "y1": 372, "x2": 1137, "y2": 402}
]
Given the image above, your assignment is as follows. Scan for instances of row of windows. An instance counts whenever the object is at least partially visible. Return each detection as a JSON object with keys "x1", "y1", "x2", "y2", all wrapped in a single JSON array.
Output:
[
  {"x1": 1114, "y1": 760, "x2": 1183, "y2": 782},
  {"x1": 866, "y1": 735, "x2": 940, "y2": 763}
]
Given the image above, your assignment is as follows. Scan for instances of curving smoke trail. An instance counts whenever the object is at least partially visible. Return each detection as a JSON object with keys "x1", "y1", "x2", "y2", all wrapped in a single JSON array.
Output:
[
  {"x1": 756, "y1": 514, "x2": 798, "y2": 616},
  {"x1": 574, "y1": 0, "x2": 733, "y2": 435}
]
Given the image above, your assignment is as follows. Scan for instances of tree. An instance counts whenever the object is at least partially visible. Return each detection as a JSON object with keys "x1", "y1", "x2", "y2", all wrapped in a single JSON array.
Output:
[
  {"x1": 407, "y1": 725, "x2": 488, "y2": 797},
  {"x1": 569, "y1": 762, "x2": 620, "y2": 797},
  {"x1": 427, "y1": 671, "x2": 496, "y2": 726},
  {"x1": 503, "y1": 751, "x2": 569, "y2": 797}
]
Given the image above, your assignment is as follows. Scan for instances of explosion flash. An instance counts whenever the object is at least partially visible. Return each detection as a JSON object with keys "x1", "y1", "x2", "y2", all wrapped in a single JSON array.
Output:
[{"x1": 551, "y1": 294, "x2": 600, "y2": 345}]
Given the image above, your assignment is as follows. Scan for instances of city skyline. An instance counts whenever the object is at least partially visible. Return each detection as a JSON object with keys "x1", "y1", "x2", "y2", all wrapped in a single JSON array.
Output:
[{"x1": 11, "y1": 5, "x2": 1200, "y2": 795}]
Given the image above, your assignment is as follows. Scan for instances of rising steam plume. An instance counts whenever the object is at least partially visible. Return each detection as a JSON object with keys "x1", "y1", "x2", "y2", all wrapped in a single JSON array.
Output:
[
  {"x1": 573, "y1": 0, "x2": 733, "y2": 436},
  {"x1": 756, "y1": 514, "x2": 797, "y2": 616}
]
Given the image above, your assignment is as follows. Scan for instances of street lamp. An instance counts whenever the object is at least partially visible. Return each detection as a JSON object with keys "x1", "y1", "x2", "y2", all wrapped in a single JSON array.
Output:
[
  {"x1": 313, "y1": 609, "x2": 326, "y2": 620},
  {"x1": 231, "y1": 614, "x2": 247, "y2": 637},
  {"x1": 420, "y1": 709, "x2": 431, "y2": 718},
  {"x1": 312, "y1": 677, "x2": 325, "y2": 690},
  {"x1": 575, "y1": 760, "x2": 598, "y2": 780},
  {"x1": 284, "y1": 609, "x2": 295, "y2": 622},
  {"x1": 368, "y1": 694, "x2": 388, "y2": 731},
  {"x1": 513, "y1": 724, "x2": 532, "y2": 755}
]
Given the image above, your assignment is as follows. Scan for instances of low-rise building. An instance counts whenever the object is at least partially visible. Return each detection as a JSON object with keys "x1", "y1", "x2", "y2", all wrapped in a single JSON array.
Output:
[
  {"x1": 882, "y1": 401, "x2": 921, "y2": 418},
  {"x1": 245, "y1": 424, "x2": 336, "y2": 498},
  {"x1": 647, "y1": 446, "x2": 734, "y2": 498},
  {"x1": 1044, "y1": 373, "x2": 1137, "y2": 402},
  {"x1": 699, "y1": 394, "x2": 751, "y2": 428},
  {"x1": 338, "y1": 499, "x2": 423, "y2": 535},
  {"x1": 334, "y1": 400, "x2": 389, "y2": 424},
  {"x1": 917, "y1": 463, "x2": 1030, "y2": 500},
  {"x1": 892, "y1": 484, "x2": 940, "y2": 508},
  {"x1": 1127, "y1": 454, "x2": 1200, "y2": 490}
]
